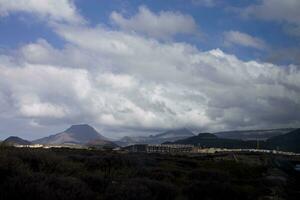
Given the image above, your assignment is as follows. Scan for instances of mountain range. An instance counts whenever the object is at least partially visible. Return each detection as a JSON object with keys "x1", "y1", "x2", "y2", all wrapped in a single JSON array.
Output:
[
  {"x1": 116, "y1": 128, "x2": 294, "y2": 146},
  {"x1": 2, "y1": 125, "x2": 300, "y2": 153},
  {"x1": 167, "y1": 128, "x2": 300, "y2": 153},
  {"x1": 116, "y1": 128, "x2": 195, "y2": 146},
  {"x1": 214, "y1": 128, "x2": 295, "y2": 141}
]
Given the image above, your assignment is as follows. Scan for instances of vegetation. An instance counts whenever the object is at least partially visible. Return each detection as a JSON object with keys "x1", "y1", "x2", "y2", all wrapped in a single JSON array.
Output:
[{"x1": 0, "y1": 145, "x2": 299, "y2": 200}]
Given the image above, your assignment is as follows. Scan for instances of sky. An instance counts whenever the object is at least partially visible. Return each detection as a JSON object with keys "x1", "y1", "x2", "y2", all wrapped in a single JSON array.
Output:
[{"x1": 0, "y1": 0, "x2": 300, "y2": 140}]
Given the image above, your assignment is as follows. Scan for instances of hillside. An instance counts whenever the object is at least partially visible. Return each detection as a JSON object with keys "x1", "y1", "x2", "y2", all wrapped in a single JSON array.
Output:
[
  {"x1": 265, "y1": 128, "x2": 300, "y2": 152},
  {"x1": 87, "y1": 139, "x2": 119, "y2": 149}
]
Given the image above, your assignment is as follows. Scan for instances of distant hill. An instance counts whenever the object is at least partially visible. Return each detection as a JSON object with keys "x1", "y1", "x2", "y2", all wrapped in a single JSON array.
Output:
[
  {"x1": 3, "y1": 136, "x2": 32, "y2": 145},
  {"x1": 215, "y1": 128, "x2": 295, "y2": 141},
  {"x1": 167, "y1": 129, "x2": 300, "y2": 153},
  {"x1": 265, "y1": 128, "x2": 300, "y2": 153},
  {"x1": 168, "y1": 133, "x2": 257, "y2": 149},
  {"x1": 33, "y1": 124, "x2": 108, "y2": 145},
  {"x1": 116, "y1": 128, "x2": 194, "y2": 146}
]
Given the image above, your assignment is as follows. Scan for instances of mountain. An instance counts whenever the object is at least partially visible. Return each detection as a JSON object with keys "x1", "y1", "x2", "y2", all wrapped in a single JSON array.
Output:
[
  {"x1": 168, "y1": 133, "x2": 257, "y2": 149},
  {"x1": 33, "y1": 124, "x2": 108, "y2": 145},
  {"x1": 3, "y1": 136, "x2": 32, "y2": 145},
  {"x1": 266, "y1": 128, "x2": 300, "y2": 153},
  {"x1": 215, "y1": 128, "x2": 295, "y2": 141},
  {"x1": 116, "y1": 128, "x2": 195, "y2": 146}
]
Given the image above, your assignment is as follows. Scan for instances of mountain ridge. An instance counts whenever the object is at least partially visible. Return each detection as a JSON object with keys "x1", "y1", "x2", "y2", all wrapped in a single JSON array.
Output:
[
  {"x1": 214, "y1": 128, "x2": 295, "y2": 141},
  {"x1": 116, "y1": 128, "x2": 195, "y2": 146}
]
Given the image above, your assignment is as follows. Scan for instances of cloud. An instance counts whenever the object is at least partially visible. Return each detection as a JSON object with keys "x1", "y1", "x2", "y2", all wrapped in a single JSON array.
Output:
[
  {"x1": 0, "y1": 4, "x2": 300, "y2": 138},
  {"x1": 110, "y1": 6, "x2": 198, "y2": 39},
  {"x1": 241, "y1": 0, "x2": 300, "y2": 38},
  {"x1": 1, "y1": 21, "x2": 300, "y2": 138},
  {"x1": 0, "y1": 0, "x2": 84, "y2": 24},
  {"x1": 223, "y1": 31, "x2": 266, "y2": 50}
]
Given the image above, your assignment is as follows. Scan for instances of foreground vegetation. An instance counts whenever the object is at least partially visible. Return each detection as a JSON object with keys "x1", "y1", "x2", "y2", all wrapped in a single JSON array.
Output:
[{"x1": 0, "y1": 145, "x2": 299, "y2": 200}]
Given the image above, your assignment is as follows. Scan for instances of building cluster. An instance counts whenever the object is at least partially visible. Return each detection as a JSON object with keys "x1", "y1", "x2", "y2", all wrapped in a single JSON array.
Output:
[
  {"x1": 12, "y1": 144, "x2": 87, "y2": 149},
  {"x1": 124, "y1": 144, "x2": 194, "y2": 153},
  {"x1": 8, "y1": 143, "x2": 300, "y2": 156},
  {"x1": 124, "y1": 144, "x2": 300, "y2": 156}
]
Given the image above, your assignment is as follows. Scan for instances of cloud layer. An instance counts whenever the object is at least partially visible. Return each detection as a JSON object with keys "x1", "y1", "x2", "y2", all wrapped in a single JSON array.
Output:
[
  {"x1": 2, "y1": 26, "x2": 300, "y2": 137},
  {"x1": 0, "y1": 0, "x2": 300, "y2": 138}
]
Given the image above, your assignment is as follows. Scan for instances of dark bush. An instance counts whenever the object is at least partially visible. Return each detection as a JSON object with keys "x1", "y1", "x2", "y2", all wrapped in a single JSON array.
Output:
[{"x1": 0, "y1": 147, "x2": 287, "y2": 200}]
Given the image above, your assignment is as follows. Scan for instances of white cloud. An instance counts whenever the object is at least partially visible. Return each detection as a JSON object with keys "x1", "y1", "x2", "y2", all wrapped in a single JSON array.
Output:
[
  {"x1": 110, "y1": 6, "x2": 198, "y2": 39},
  {"x1": 224, "y1": 31, "x2": 266, "y2": 50},
  {"x1": 20, "y1": 102, "x2": 67, "y2": 118},
  {"x1": 0, "y1": 0, "x2": 84, "y2": 24}
]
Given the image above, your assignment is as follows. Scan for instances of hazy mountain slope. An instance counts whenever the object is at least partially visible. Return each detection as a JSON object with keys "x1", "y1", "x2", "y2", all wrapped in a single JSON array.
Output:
[
  {"x1": 154, "y1": 128, "x2": 194, "y2": 139},
  {"x1": 117, "y1": 128, "x2": 195, "y2": 146}
]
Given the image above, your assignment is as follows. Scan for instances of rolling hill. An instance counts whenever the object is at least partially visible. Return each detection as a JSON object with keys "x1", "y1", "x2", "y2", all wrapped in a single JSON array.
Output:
[{"x1": 3, "y1": 136, "x2": 32, "y2": 145}]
